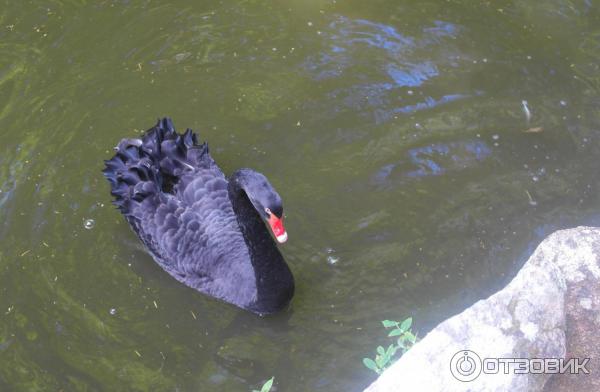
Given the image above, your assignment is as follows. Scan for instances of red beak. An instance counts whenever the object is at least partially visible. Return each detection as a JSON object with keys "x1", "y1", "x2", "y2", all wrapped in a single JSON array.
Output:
[{"x1": 267, "y1": 214, "x2": 288, "y2": 243}]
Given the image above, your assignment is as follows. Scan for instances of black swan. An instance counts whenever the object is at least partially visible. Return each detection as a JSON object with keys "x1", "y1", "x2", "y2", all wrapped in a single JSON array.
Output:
[{"x1": 103, "y1": 118, "x2": 294, "y2": 314}]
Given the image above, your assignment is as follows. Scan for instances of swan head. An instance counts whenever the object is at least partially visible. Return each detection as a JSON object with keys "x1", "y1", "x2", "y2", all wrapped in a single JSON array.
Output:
[{"x1": 231, "y1": 169, "x2": 288, "y2": 244}]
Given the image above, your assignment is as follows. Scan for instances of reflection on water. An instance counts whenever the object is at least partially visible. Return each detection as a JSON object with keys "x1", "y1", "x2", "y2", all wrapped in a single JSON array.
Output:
[
  {"x1": 1, "y1": 1, "x2": 600, "y2": 391},
  {"x1": 303, "y1": 15, "x2": 472, "y2": 124},
  {"x1": 374, "y1": 140, "x2": 492, "y2": 184}
]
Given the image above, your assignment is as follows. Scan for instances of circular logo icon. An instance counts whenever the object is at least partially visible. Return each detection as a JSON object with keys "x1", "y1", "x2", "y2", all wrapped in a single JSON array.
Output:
[{"x1": 450, "y1": 350, "x2": 482, "y2": 382}]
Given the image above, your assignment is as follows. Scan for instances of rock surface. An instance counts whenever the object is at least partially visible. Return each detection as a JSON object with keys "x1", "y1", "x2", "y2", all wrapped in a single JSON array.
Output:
[{"x1": 364, "y1": 226, "x2": 600, "y2": 392}]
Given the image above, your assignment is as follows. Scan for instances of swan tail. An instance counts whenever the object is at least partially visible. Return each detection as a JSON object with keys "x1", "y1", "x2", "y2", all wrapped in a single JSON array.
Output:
[{"x1": 103, "y1": 117, "x2": 212, "y2": 215}]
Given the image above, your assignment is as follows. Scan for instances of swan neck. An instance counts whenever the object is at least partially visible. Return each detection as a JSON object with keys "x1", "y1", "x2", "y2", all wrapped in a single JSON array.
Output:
[{"x1": 227, "y1": 171, "x2": 261, "y2": 238}]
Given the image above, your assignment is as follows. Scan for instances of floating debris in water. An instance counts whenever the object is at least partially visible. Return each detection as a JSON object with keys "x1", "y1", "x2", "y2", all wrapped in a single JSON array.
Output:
[
  {"x1": 523, "y1": 127, "x2": 543, "y2": 133},
  {"x1": 492, "y1": 134, "x2": 500, "y2": 140},
  {"x1": 109, "y1": 308, "x2": 117, "y2": 315},
  {"x1": 324, "y1": 247, "x2": 339, "y2": 265},
  {"x1": 560, "y1": 100, "x2": 567, "y2": 107},
  {"x1": 174, "y1": 52, "x2": 191, "y2": 63},
  {"x1": 83, "y1": 219, "x2": 95, "y2": 229},
  {"x1": 525, "y1": 190, "x2": 537, "y2": 206},
  {"x1": 522, "y1": 100, "x2": 532, "y2": 123}
]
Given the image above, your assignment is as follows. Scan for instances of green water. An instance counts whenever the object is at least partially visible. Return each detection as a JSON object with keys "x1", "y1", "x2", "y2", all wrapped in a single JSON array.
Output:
[{"x1": 1, "y1": 1, "x2": 599, "y2": 391}]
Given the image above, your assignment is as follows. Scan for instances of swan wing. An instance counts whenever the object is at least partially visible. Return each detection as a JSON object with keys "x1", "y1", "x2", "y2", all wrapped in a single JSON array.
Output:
[{"x1": 103, "y1": 118, "x2": 256, "y2": 302}]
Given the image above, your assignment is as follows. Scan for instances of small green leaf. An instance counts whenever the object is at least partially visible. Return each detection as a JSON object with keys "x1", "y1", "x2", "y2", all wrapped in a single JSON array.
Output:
[
  {"x1": 260, "y1": 377, "x2": 274, "y2": 392},
  {"x1": 387, "y1": 329, "x2": 404, "y2": 337},
  {"x1": 404, "y1": 331, "x2": 417, "y2": 342},
  {"x1": 377, "y1": 346, "x2": 385, "y2": 355},
  {"x1": 399, "y1": 317, "x2": 413, "y2": 332},
  {"x1": 381, "y1": 345, "x2": 394, "y2": 364},
  {"x1": 381, "y1": 320, "x2": 398, "y2": 328},
  {"x1": 386, "y1": 344, "x2": 397, "y2": 357},
  {"x1": 375, "y1": 354, "x2": 385, "y2": 368},
  {"x1": 363, "y1": 358, "x2": 379, "y2": 372}
]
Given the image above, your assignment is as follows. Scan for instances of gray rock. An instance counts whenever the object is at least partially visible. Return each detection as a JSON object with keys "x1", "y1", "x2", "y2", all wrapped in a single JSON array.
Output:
[{"x1": 365, "y1": 226, "x2": 600, "y2": 392}]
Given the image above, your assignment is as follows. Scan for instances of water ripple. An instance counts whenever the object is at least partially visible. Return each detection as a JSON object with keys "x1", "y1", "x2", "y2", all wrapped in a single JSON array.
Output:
[
  {"x1": 373, "y1": 140, "x2": 492, "y2": 185},
  {"x1": 302, "y1": 15, "x2": 470, "y2": 123}
]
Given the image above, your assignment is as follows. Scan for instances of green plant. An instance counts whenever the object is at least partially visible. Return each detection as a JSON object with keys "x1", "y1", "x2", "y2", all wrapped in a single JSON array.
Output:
[
  {"x1": 252, "y1": 377, "x2": 274, "y2": 392},
  {"x1": 363, "y1": 317, "x2": 417, "y2": 374}
]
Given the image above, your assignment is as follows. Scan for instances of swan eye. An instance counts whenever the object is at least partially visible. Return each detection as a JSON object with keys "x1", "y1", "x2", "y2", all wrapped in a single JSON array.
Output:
[{"x1": 264, "y1": 207, "x2": 272, "y2": 216}]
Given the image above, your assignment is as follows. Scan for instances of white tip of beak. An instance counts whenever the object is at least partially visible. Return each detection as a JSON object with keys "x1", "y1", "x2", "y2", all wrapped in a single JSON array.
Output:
[{"x1": 276, "y1": 231, "x2": 288, "y2": 244}]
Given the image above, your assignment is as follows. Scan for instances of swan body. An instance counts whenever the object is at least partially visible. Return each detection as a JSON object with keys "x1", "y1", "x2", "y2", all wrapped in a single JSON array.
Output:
[{"x1": 103, "y1": 118, "x2": 294, "y2": 314}]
